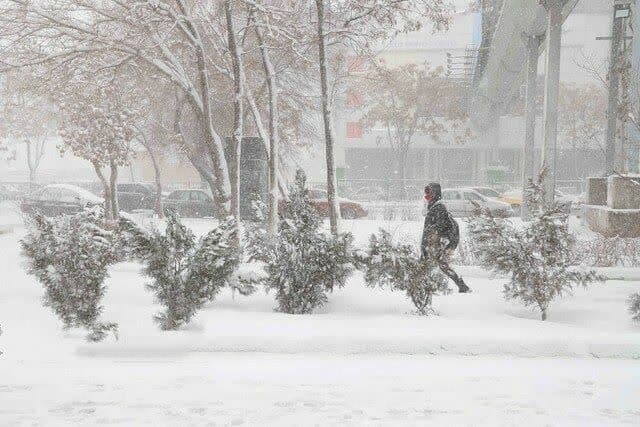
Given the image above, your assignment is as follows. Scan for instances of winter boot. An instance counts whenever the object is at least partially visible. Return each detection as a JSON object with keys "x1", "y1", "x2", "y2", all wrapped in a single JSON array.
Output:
[{"x1": 456, "y1": 280, "x2": 471, "y2": 293}]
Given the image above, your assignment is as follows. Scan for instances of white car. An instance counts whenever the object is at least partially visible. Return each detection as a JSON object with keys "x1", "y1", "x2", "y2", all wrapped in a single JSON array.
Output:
[
  {"x1": 471, "y1": 187, "x2": 503, "y2": 200},
  {"x1": 441, "y1": 188, "x2": 514, "y2": 217}
]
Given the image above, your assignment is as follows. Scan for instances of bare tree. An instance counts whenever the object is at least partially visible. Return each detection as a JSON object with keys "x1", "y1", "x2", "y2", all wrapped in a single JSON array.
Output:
[
  {"x1": 558, "y1": 83, "x2": 607, "y2": 178},
  {"x1": 0, "y1": 72, "x2": 55, "y2": 188},
  {"x1": 58, "y1": 84, "x2": 135, "y2": 220},
  {"x1": 360, "y1": 61, "x2": 470, "y2": 197},
  {"x1": 0, "y1": 0, "x2": 233, "y2": 215},
  {"x1": 311, "y1": 0, "x2": 451, "y2": 234}
]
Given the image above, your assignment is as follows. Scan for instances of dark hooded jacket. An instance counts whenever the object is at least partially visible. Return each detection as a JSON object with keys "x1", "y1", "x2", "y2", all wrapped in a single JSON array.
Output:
[{"x1": 421, "y1": 183, "x2": 459, "y2": 256}]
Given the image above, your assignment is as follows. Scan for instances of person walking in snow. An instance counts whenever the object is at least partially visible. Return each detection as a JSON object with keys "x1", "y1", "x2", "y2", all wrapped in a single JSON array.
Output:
[{"x1": 421, "y1": 183, "x2": 471, "y2": 293}]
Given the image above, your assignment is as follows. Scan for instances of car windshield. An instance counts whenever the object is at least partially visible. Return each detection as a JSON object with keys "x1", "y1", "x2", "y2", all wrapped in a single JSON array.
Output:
[
  {"x1": 476, "y1": 188, "x2": 500, "y2": 198},
  {"x1": 464, "y1": 191, "x2": 484, "y2": 202},
  {"x1": 442, "y1": 190, "x2": 460, "y2": 200}
]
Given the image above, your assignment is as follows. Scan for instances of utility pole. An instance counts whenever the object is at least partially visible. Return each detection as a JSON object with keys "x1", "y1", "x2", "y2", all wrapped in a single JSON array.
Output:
[
  {"x1": 604, "y1": 1, "x2": 632, "y2": 175},
  {"x1": 541, "y1": 0, "x2": 563, "y2": 203},
  {"x1": 522, "y1": 34, "x2": 541, "y2": 220}
]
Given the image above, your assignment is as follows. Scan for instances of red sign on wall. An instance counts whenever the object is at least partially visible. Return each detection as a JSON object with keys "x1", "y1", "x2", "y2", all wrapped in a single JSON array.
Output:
[
  {"x1": 347, "y1": 56, "x2": 366, "y2": 74},
  {"x1": 346, "y1": 91, "x2": 363, "y2": 108},
  {"x1": 346, "y1": 122, "x2": 363, "y2": 139}
]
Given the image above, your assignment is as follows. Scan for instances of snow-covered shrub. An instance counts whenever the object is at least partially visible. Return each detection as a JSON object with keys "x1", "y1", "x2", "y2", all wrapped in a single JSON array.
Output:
[
  {"x1": 120, "y1": 213, "x2": 245, "y2": 330},
  {"x1": 629, "y1": 293, "x2": 640, "y2": 322},
  {"x1": 21, "y1": 209, "x2": 118, "y2": 341},
  {"x1": 571, "y1": 236, "x2": 640, "y2": 267},
  {"x1": 244, "y1": 170, "x2": 354, "y2": 314},
  {"x1": 452, "y1": 236, "x2": 479, "y2": 266},
  {"x1": 468, "y1": 175, "x2": 602, "y2": 321},
  {"x1": 358, "y1": 229, "x2": 450, "y2": 315}
]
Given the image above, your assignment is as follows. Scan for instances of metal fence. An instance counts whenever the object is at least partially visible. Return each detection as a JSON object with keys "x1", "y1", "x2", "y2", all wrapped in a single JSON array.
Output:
[{"x1": 309, "y1": 179, "x2": 587, "y2": 202}]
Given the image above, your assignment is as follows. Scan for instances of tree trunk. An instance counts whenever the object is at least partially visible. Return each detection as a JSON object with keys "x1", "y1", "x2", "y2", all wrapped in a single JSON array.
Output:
[
  {"x1": 396, "y1": 148, "x2": 409, "y2": 200},
  {"x1": 147, "y1": 146, "x2": 164, "y2": 218},
  {"x1": 246, "y1": 79, "x2": 289, "y2": 205},
  {"x1": 92, "y1": 161, "x2": 112, "y2": 220},
  {"x1": 225, "y1": 0, "x2": 244, "y2": 225},
  {"x1": 25, "y1": 140, "x2": 36, "y2": 192},
  {"x1": 109, "y1": 160, "x2": 119, "y2": 219},
  {"x1": 315, "y1": 0, "x2": 341, "y2": 236},
  {"x1": 173, "y1": 93, "x2": 222, "y2": 218},
  {"x1": 256, "y1": 25, "x2": 280, "y2": 235},
  {"x1": 137, "y1": 128, "x2": 164, "y2": 218},
  {"x1": 541, "y1": 307, "x2": 547, "y2": 321},
  {"x1": 189, "y1": 29, "x2": 232, "y2": 216}
]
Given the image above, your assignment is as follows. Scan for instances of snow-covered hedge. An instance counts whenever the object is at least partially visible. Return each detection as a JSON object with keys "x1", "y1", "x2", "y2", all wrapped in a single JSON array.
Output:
[
  {"x1": 358, "y1": 229, "x2": 450, "y2": 315},
  {"x1": 21, "y1": 208, "x2": 118, "y2": 341},
  {"x1": 245, "y1": 170, "x2": 355, "y2": 314},
  {"x1": 468, "y1": 174, "x2": 602, "y2": 321},
  {"x1": 629, "y1": 293, "x2": 640, "y2": 323},
  {"x1": 120, "y1": 213, "x2": 248, "y2": 330},
  {"x1": 571, "y1": 236, "x2": 640, "y2": 267}
]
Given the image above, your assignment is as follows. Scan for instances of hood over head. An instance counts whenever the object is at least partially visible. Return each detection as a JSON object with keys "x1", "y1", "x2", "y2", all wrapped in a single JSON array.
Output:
[{"x1": 425, "y1": 182, "x2": 442, "y2": 204}]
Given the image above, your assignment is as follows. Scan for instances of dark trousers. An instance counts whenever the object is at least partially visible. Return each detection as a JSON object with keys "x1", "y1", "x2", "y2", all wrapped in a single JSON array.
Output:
[
  {"x1": 439, "y1": 258, "x2": 466, "y2": 291},
  {"x1": 422, "y1": 244, "x2": 466, "y2": 291}
]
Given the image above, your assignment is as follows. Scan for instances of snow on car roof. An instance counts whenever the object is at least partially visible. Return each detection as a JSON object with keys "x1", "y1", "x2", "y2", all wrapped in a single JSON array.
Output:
[{"x1": 45, "y1": 184, "x2": 104, "y2": 203}]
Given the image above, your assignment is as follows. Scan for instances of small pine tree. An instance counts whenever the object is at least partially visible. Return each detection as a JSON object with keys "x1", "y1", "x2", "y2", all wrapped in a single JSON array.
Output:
[
  {"x1": 358, "y1": 230, "x2": 450, "y2": 315},
  {"x1": 629, "y1": 293, "x2": 640, "y2": 322},
  {"x1": 121, "y1": 214, "x2": 244, "y2": 330},
  {"x1": 468, "y1": 173, "x2": 602, "y2": 321},
  {"x1": 21, "y1": 209, "x2": 118, "y2": 341},
  {"x1": 244, "y1": 169, "x2": 354, "y2": 314}
]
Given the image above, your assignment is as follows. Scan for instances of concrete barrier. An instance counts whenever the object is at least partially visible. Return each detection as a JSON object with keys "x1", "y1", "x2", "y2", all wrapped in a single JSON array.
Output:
[
  {"x1": 585, "y1": 205, "x2": 640, "y2": 238},
  {"x1": 586, "y1": 177, "x2": 607, "y2": 206},
  {"x1": 607, "y1": 175, "x2": 640, "y2": 210}
]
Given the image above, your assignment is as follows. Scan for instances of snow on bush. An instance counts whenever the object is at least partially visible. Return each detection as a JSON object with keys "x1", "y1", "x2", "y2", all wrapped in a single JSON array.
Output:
[
  {"x1": 571, "y1": 236, "x2": 640, "y2": 267},
  {"x1": 629, "y1": 293, "x2": 640, "y2": 322},
  {"x1": 468, "y1": 174, "x2": 602, "y2": 321},
  {"x1": 244, "y1": 170, "x2": 354, "y2": 314},
  {"x1": 120, "y1": 213, "x2": 246, "y2": 330},
  {"x1": 20, "y1": 208, "x2": 118, "y2": 341},
  {"x1": 358, "y1": 229, "x2": 450, "y2": 315}
]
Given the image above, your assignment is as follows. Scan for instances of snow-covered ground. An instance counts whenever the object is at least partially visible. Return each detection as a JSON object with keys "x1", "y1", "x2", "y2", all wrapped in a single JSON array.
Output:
[{"x1": 1, "y1": 203, "x2": 639, "y2": 425}]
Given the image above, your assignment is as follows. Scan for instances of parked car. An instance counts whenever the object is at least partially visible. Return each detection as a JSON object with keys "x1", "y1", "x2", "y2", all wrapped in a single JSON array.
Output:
[
  {"x1": 441, "y1": 188, "x2": 514, "y2": 217},
  {"x1": 471, "y1": 187, "x2": 502, "y2": 200},
  {"x1": 113, "y1": 182, "x2": 156, "y2": 213},
  {"x1": 499, "y1": 188, "x2": 573, "y2": 213},
  {"x1": 279, "y1": 188, "x2": 368, "y2": 219},
  {"x1": 20, "y1": 184, "x2": 104, "y2": 217},
  {"x1": 163, "y1": 189, "x2": 215, "y2": 218}
]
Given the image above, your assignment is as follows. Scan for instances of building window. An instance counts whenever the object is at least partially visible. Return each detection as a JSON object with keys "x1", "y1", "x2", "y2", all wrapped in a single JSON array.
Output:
[
  {"x1": 347, "y1": 56, "x2": 366, "y2": 74},
  {"x1": 346, "y1": 122, "x2": 363, "y2": 139},
  {"x1": 346, "y1": 90, "x2": 363, "y2": 108}
]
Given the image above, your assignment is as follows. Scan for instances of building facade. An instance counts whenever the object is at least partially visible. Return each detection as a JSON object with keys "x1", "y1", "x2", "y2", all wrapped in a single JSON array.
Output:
[{"x1": 332, "y1": 0, "x2": 613, "y2": 195}]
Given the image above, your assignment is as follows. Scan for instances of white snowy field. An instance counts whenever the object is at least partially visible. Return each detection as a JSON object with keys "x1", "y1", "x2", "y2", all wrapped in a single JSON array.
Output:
[{"x1": 1, "y1": 203, "x2": 639, "y2": 426}]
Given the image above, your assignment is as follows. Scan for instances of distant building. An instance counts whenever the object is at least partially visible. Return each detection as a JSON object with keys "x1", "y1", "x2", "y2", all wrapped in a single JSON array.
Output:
[{"x1": 332, "y1": 0, "x2": 612, "y2": 193}]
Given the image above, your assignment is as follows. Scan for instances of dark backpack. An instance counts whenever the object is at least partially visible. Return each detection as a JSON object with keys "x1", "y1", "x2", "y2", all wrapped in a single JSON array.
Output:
[{"x1": 446, "y1": 211, "x2": 460, "y2": 249}]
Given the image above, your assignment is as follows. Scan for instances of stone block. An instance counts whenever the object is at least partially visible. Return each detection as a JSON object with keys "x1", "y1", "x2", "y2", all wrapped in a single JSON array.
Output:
[
  {"x1": 586, "y1": 177, "x2": 607, "y2": 206},
  {"x1": 585, "y1": 205, "x2": 640, "y2": 238},
  {"x1": 607, "y1": 175, "x2": 640, "y2": 209}
]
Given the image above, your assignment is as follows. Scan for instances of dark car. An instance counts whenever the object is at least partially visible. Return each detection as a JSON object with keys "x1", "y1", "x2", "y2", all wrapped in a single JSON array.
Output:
[
  {"x1": 279, "y1": 189, "x2": 368, "y2": 219},
  {"x1": 114, "y1": 183, "x2": 156, "y2": 213},
  {"x1": 163, "y1": 189, "x2": 215, "y2": 218},
  {"x1": 21, "y1": 184, "x2": 104, "y2": 217}
]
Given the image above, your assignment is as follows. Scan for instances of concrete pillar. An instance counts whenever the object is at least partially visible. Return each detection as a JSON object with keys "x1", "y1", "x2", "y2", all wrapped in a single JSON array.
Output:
[
  {"x1": 522, "y1": 35, "x2": 541, "y2": 220},
  {"x1": 605, "y1": 3, "x2": 627, "y2": 175},
  {"x1": 541, "y1": 0, "x2": 563, "y2": 203}
]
